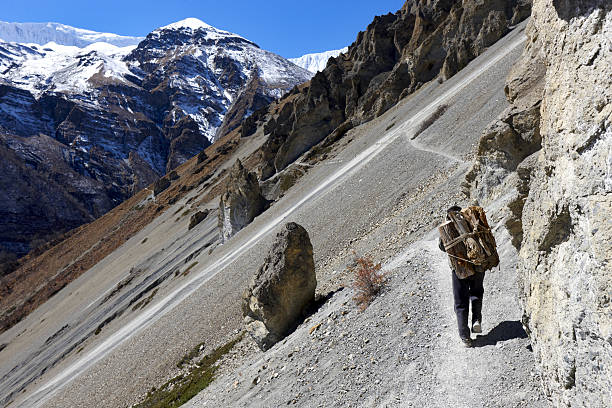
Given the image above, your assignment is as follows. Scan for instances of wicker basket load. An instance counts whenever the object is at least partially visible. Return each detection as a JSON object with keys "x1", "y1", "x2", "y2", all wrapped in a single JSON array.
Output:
[{"x1": 438, "y1": 206, "x2": 499, "y2": 279}]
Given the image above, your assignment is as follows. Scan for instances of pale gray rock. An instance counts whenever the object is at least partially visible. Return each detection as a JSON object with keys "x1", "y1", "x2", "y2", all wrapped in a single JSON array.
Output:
[
  {"x1": 242, "y1": 222, "x2": 316, "y2": 350},
  {"x1": 466, "y1": 1, "x2": 612, "y2": 406},
  {"x1": 518, "y1": 1, "x2": 612, "y2": 406}
]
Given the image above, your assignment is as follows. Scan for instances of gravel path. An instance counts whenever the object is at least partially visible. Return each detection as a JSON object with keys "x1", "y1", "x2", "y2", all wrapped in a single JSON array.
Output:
[{"x1": 185, "y1": 223, "x2": 549, "y2": 408}]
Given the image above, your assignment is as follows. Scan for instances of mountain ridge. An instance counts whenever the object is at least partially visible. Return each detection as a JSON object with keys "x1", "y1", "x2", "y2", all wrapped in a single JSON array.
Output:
[{"x1": 0, "y1": 18, "x2": 311, "y2": 258}]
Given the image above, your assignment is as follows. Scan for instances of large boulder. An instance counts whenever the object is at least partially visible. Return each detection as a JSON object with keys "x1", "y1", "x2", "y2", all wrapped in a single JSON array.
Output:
[
  {"x1": 218, "y1": 160, "x2": 268, "y2": 242},
  {"x1": 242, "y1": 222, "x2": 316, "y2": 350}
]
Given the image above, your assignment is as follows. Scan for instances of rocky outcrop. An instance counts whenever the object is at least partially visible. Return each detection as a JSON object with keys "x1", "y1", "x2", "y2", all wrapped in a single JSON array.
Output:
[
  {"x1": 218, "y1": 160, "x2": 268, "y2": 242},
  {"x1": 242, "y1": 222, "x2": 316, "y2": 350},
  {"x1": 255, "y1": 0, "x2": 531, "y2": 179},
  {"x1": 152, "y1": 177, "x2": 171, "y2": 196},
  {"x1": 466, "y1": 1, "x2": 611, "y2": 406},
  {"x1": 464, "y1": 5, "x2": 546, "y2": 202},
  {"x1": 196, "y1": 150, "x2": 208, "y2": 165}
]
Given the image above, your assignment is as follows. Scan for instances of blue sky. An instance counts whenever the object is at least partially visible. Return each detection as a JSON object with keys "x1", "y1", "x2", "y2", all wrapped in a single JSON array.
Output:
[{"x1": 2, "y1": 0, "x2": 405, "y2": 57}]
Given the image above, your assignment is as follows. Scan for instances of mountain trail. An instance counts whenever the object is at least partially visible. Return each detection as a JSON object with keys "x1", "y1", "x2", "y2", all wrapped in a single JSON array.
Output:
[
  {"x1": 184, "y1": 217, "x2": 550, "y2": 407},
  {"x1": 399, "y1": 227, "x2": 549, "y2": 408}
]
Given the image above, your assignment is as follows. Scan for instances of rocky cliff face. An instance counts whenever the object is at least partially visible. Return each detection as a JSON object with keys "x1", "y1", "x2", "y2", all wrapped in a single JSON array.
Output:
[
  {"x1": 0, "y1": 134, "x2": 99, "y2": 255},
  {"x1": 466, "y1": 1, "x2": 611, "y2": 405},
  {"x1": 254, "y1": 0, "x2": 531, "y2": 179},
  {"x1": 0, "y1": 18, "x2": 310, "y2": 256},
  {"x1": 519, "y1": 2, "x2": 611, "y2": 405}
]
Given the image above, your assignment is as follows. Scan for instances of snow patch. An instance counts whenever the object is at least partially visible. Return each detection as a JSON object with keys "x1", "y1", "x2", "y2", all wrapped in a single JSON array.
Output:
[
  {"x1": 289, "y1": 47, "x2": 348, "y2": 73},
  {"x1": 155, "y1": 17, "x2": 248, "y2": 43},
  {"x1": 159, "y1": 18, "x2": 214, "y2": 31},
  {"x1": 0, "y1": 21, "x2": 143, "y2": 48}
]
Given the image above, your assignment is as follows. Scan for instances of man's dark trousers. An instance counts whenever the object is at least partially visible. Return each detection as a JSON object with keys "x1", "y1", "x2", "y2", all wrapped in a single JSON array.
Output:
[{"x1": 452, "y1": 271, "x2": 485, "y2": 339}]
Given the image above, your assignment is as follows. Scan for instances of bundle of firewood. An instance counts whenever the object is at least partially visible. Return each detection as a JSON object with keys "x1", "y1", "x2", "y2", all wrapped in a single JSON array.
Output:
[{"x1": 438, "y1": 206, "x2": 499, "y2": 278}]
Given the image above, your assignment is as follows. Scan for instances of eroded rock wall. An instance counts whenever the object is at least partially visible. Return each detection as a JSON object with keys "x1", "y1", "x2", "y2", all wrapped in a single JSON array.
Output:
[
  {"x1": 519, "y1": 1, "x2": 611, "y2": 406},
  {"x1": 467, "y1": 1, "x2": 611, "y2": 405}
]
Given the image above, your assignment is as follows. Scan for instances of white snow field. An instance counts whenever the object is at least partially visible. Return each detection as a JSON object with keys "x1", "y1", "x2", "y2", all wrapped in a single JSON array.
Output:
[
  {"x1": 0, "y1": 21, "x2": 143, "y2": 47},
  {"x1": 289, "y1": 47, "x2": 349, "y2": 73}
]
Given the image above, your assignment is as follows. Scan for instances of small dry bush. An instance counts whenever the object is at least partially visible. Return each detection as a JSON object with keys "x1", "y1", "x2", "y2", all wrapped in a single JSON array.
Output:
[{"x1": 349, "y1": 255, "x2": 387, "y2": 311}]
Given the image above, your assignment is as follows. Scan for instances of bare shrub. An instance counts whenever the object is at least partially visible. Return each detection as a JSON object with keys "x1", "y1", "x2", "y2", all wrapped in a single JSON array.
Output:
[
  {"x1": 349, "y1": 255, "x2": 387, "y2": 311},
  {"x1": 411, "y1": 103, "x2": 449, "y2": 139}
]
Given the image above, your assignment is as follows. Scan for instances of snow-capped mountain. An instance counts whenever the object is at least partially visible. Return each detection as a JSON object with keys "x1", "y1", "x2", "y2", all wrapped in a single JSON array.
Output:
[
  {"x1": 0, "y1": 41, "x2": 136, "y2": 97},
  {"x1": 289, "y1": 47, "x2": 348, "y2": 73},
  {"x1": 0, "y1": 21, "x2": 143, "y2": 47},
  {"x1": 126, "y1": 18, "x2": 312, "y2": 145},
  {"x1": 0, "y1": 18, "x2": 311, "y2": 256}
]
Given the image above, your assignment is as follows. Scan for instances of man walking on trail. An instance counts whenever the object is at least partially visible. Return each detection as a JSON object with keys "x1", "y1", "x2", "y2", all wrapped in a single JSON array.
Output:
[{"x1": 439, "y1": 205, "x2": 484, "y2": 347}]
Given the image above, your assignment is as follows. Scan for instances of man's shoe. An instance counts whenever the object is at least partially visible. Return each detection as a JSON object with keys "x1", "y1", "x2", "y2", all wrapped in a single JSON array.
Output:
[
  {"x1": 472, "y1": 321, "x2": 482, "y2": 334},
  {"x1": 461, "y1": 337, "x2": 473, "y2": 348}
]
